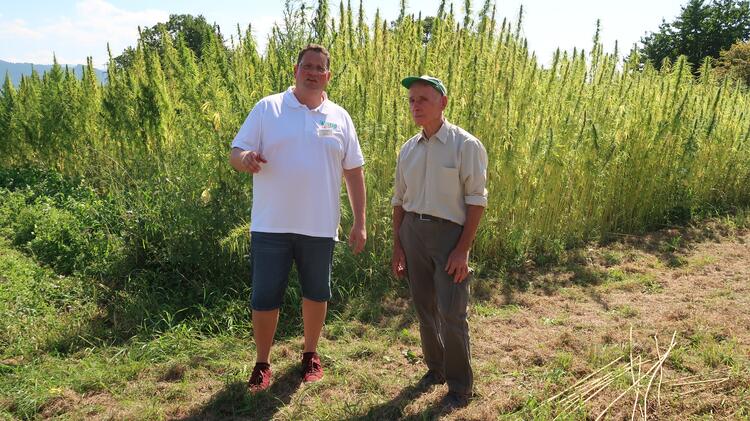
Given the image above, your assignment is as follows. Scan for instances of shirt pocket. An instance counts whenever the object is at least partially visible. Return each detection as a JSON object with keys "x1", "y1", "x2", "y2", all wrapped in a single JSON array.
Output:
[{"x1": 437, "y1": 167, "x2": 460, "y2": 199}]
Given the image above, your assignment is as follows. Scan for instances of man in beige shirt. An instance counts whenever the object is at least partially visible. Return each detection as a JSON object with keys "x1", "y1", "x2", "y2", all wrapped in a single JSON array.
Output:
[{"x1": 391, "y1": 75, "x2": 488, "y2": 409}]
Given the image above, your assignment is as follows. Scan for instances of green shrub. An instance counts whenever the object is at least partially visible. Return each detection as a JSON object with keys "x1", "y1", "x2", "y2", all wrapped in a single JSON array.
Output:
[{"x1": 21, "y1": 205, "x2": 85, "y2": 275}]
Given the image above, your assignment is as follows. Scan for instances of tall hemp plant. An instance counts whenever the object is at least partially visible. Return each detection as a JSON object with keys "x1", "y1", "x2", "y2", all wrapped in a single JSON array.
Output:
[{"x1": 0, "y1": 0, "x2": 748, "y2": 291}]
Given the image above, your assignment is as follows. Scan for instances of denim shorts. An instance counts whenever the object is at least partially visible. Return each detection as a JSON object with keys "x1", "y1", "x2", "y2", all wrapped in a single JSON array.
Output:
[{"x1": 249, "y1": 231, "x2": 335, "y2": 311}]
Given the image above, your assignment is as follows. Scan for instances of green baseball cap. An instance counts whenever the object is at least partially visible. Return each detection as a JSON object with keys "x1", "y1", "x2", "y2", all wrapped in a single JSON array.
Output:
[{"x1": 401, "y1": 75, "x2": 447, "y2": 96}]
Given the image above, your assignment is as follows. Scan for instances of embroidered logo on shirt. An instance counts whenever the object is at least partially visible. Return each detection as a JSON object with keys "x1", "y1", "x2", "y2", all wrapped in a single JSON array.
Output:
[
  {"x1": 317, "y1": 120, "x2": 339, "y2": 137},
  {"x1": 318, "y1": 120, "x2": 339, "y2": 130}
]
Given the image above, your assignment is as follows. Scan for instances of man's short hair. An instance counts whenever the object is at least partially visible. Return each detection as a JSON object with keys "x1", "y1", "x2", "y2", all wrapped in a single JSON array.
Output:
[{"x1": 297, "y1": 44, "x2": 330, "y2": 70}]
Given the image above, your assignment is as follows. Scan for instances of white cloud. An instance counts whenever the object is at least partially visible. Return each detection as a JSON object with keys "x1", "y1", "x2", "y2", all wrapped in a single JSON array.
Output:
[
  {"x1": 5, "y1": 49, "x2": 63, "y2": 65},
  {"x1": 0, "y1": 0, "x2": 168, "y2": 67},
  {"x1": 0, "y1": 18, "x2": 43, "y2": 40}
]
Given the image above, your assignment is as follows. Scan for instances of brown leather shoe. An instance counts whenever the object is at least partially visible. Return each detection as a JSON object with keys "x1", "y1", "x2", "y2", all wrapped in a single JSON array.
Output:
[
  {"x1": 248, "y1": 362, "x2": 272, "y2": 393},
  {"x1": 417, "y1": 369, "x2": 446, "y2": 388},
  {"x1": 441, "y1": 391, "x2": 470, "y2": 410},
  {"x1": 301, "y1": 352, "x2": 324, "y2": 383}
]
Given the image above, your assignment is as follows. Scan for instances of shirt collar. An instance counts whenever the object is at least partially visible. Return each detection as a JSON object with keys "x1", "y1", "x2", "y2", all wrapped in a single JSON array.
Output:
[
  {"x1": 418, "y1": 119, "x2": 450, "y2": 144},
  {"x1": 283, "y1": 86, "x2": 330, "y2": 113}
]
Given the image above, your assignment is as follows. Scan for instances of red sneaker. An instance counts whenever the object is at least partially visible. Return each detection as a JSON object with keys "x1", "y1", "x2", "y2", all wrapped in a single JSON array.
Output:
[
  {"x1": 301, "y1": 352, "x2": 324, "y2": 383},
  {"x1": 248, "y1": 362, "x2": 272, "y2": 393}
]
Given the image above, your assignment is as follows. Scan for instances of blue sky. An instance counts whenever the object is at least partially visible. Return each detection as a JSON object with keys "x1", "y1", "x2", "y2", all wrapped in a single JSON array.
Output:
[{"x1": 0, "y1": 0, "x2": 686, "y2": 68}]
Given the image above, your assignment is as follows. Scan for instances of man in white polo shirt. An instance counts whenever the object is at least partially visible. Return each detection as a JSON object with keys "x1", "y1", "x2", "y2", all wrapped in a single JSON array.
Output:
[
  {"x1": 229, "y1": 44, "x2": 366, "y2": 393},
  {"x1": 391, "y1": 75, "x2": 488, "y2": 410}
]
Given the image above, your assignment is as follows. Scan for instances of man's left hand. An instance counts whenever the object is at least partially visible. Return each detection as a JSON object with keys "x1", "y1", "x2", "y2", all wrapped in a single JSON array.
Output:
[
  {"x1": 348, "y1": 223, "x2": 366, "y2": 254},
  {"x1": 445, "y1": 247, "x2": 470, "y2": 283}
]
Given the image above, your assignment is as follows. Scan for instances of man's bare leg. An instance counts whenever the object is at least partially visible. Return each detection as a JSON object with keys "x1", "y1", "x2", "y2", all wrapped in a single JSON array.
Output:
[
  {"x1": 302, "y1": 298, "x2": 327, "y2": 352},
  {"x1": 253, "y1": 309, "x2": 280, "y2": 363}
]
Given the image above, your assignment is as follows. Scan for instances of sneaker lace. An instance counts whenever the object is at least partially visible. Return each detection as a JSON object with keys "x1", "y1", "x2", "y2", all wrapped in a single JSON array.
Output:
[
  {"x1": 250, "y1": 366, "x2": 267, "y2": 384},
  {"x1": 304, "y1": 356, "x2": 321, "y2": 373}
]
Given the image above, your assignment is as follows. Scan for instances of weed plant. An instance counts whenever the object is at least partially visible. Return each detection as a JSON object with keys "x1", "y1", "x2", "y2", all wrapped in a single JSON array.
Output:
[{"x1": 1, "y1": 0, "x2": 750, "y2": 340}]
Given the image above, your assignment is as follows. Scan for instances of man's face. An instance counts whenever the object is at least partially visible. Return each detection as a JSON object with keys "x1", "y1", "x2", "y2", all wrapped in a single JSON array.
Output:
[
  {"x1": 294, "y1": 51, "x2": 330, "y2": 91},
  {"x1": 408, "y1": 83, "x2": 447, "y2": 127}
]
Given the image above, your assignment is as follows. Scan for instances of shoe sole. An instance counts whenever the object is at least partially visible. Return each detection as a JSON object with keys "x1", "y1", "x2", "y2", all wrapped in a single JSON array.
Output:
[{"x1": 302, "y1": 375, "x2": 324, "y2": 383}]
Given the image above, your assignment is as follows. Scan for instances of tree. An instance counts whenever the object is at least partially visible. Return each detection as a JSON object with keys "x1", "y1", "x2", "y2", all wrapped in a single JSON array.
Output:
[
  {"x1": 640, "y1": 20, "x2": 677, "y2": 67},
  {"x1": 639, "y1": 0, "x2": 750, "y2": 70},
  {"x1": 716, "y1": 40, "x2": 750, "y2": 84},
  {"x1": 115, "y1": 14, "x2": 225, "y2": 68},
  {"x1": 421, "y1": 16, "x2": 435, "y2": 44}
]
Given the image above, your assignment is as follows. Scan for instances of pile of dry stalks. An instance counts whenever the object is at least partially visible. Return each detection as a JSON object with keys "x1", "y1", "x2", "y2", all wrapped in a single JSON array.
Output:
[{"x1": 545, "y1": 329, "x2": 732, "y2": 419}]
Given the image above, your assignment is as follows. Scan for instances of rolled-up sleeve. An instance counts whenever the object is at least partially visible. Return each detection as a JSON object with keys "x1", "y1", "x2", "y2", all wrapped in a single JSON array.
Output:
[
  {"x1": 391, "y1": 149, "x2": 406, "y2": 206},
  {"x1": 460, "y1": 139, "x2": 488, "y2": 207}
]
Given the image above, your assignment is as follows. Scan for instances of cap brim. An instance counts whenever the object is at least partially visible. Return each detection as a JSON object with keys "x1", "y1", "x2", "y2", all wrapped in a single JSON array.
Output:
[
  {"x1": 400, "y1": 76, "x2": 446, "y2": 95},
  {"x1": 401, "y1": 76, "x2": 422, "y2": 89}
]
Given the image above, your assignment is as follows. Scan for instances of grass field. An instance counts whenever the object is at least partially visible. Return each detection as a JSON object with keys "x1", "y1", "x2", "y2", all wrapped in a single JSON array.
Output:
[
  {"x1": 3, "y1": 2, "x2": 750, "y2": 419},
  {"x1": 2, "y1": 212, "x2": 748, "y2": 420}
]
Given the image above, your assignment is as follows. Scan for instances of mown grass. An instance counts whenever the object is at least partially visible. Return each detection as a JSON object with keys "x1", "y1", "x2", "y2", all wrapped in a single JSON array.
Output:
[{"x1": 3, "y1": 199, "x2": 750, "y2": 419}]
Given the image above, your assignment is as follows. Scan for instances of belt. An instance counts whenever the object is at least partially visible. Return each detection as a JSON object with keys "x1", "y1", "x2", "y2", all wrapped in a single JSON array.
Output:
[{"x1": 407, "y1": 212, "x2": 451, "y2": 223}]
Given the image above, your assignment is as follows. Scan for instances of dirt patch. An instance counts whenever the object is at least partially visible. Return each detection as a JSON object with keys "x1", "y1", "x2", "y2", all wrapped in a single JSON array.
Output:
[
  {"x1": 0, "y1": 356, "x2": 23, "y2": 366},
  {"x1": 159, "y1": 363, "x2": 187, "y2": 382},
  {"x1": 51, "y1": 391, "x2": 121, "y2": 419},
  {"x1": 38, "y1": 389, "x2": 81, "y2": 418}
]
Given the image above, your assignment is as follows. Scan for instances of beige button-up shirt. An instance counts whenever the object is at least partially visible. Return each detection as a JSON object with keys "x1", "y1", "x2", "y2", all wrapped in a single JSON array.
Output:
[{"x1": 391, "y1": 120, "x2": 488, "y2": 225}]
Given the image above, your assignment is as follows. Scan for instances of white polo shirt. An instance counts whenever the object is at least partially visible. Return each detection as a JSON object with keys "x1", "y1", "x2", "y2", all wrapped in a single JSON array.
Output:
[{"x1": 231, "y1": 87, "x2": 365, "y2": 239}]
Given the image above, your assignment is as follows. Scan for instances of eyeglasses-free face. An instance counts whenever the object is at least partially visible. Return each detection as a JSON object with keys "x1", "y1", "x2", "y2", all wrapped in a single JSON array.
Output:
[{"x1": 408, "y1": 83, "x2": 447, "y2": 128}]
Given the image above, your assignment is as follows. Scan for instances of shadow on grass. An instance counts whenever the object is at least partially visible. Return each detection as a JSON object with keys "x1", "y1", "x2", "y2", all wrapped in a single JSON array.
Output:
[
  {"x1": 492, "y1": 219, "x2": 735, "y2": 306},
  {"x1": 177, "y1": 365, "x2": 302, "y2": 421},
  {"x1": 492, "y1": 264, "x2": 603, "y2": 307},
  {"x1": 342, "y1": 382, "x2": 448, "y2": 421}
]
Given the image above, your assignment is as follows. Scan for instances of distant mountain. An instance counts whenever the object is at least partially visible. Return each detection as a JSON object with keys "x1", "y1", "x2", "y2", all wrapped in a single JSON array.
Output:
[{"x1": 0, "y1": 59, "x2": 107, "y2": 87}]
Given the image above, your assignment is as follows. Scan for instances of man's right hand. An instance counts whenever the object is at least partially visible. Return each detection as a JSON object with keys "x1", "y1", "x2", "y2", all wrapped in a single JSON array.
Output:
[
  {"x1": 241, "y1": 150, "x2": 267, "y2": 173},
  {"x1": 391, "y1": 244, "x2": 407, "y2": 279}
]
